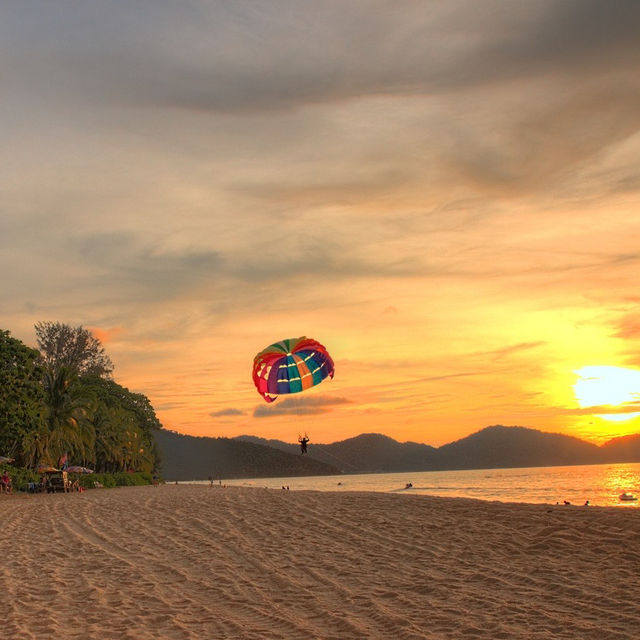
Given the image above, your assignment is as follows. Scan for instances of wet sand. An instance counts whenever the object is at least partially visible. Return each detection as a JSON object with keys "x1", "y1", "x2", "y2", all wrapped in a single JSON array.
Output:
[{"x1": 3, "y1": 484, "x2": 639, "y2": 639}]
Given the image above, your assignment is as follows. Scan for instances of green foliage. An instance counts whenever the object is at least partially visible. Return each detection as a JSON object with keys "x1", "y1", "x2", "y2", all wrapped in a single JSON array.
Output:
[
  {"x1": 37, "y1": 365, "x2": 96, "y2": 467},
  {"x1": 0, "y1": 463, "x2": 154, "y2": 492},
  {"x1": 79, "y1": 376, "x2": 160, "y2": 473},
  {"x1": 1, "y1": 325, "x2": 162, "y2": 475},
  {"x1": 0, "y1": 464, "x2": 39, "y2": 492},
  {"x1": 0, "y1": 330, "x2": 46, "y2": 465},
  {"x1": 77, "y1": 471, "x2": 154, "y2": 489}
]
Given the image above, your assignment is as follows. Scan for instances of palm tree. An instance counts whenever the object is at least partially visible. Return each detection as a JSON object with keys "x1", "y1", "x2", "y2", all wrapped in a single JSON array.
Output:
[{"x1": 39, "y1": 365, "x2": 95, "y2": 466}]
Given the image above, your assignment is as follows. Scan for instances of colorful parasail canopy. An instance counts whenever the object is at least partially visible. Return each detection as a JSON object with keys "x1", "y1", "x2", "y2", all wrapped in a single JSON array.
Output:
[{"x1": 253, "y1": 336, "x2": 334, "y2": 403}]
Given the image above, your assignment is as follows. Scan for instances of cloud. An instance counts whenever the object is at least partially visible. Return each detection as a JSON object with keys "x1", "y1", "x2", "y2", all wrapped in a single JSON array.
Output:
[
  {"x1": 472, "y1": 342, "x2": 547, "y2": 361},
  {"x1": 2, "y1": 0, "x2": 640, "y2": 447},
  {"x1": 552, "y1": 403, "x2": 640, "y2": 417},
  {"x1": 3, "y1": 1, "x2": 640, "y2": 115},
  {"x1": 210, "y1": 408, "x2": 245, "y2": 417},
  {"x1": 253, "y1": 395, "x2": 350, "y2": 417},
  {"x1": 614, "y1": 313, "x2": 640, "y2": 340},
  {"x1": 86, "y1": 326, "x2": 125, "y2": 345}
]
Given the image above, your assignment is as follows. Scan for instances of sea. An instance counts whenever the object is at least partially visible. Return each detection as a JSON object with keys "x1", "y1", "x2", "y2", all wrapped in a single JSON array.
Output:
[{"x1": 202, "y1": 462, "x2": 640, "y2": 507}]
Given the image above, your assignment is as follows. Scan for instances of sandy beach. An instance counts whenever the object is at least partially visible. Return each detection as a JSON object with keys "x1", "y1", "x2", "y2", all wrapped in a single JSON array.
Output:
[{"x1": 2, "y1": 485, "x2": 640, "y2": 639}]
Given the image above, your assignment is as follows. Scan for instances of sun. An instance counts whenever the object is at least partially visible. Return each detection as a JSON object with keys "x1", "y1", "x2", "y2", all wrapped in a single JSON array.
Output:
[{"x1": 573, "y1": 366, "x2": 640, "y2": 422}]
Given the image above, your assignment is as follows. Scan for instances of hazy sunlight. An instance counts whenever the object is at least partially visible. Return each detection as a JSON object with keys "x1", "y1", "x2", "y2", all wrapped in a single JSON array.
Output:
[{"x1": 573, "y1": 366, "x2": 640, "y2": 422}]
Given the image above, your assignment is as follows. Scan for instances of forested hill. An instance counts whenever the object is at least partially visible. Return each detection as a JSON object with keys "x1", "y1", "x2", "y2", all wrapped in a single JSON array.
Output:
[
  {"x1": 599, "y1": 433, "x2": 640, "y2": 462},
  {"x1": 236, "y1": 426, "x2": 640, "y2": 473},
  {"x1": 434, "y1": 425, "x2": 602, "y2": 470},
  {"x1": 155, "y1": 429, "x2": 339, "y2": 481},
  {"x1": 157, "y1": 426, "x2": 640, "y2": 480},
  {"x1": 236, "y1": 433, "x2": 438, "y2": 472}
]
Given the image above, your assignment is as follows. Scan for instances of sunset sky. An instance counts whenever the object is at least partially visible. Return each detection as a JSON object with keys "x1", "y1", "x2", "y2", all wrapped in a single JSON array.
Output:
[{"x1": 3, "y1": 1, "x2": 640, "y2": 446}]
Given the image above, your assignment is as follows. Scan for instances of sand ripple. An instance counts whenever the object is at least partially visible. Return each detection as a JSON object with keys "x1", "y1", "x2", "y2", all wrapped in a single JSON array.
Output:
[{"x1": 2, "y1": 485, "x2": 640, "y2": 639}]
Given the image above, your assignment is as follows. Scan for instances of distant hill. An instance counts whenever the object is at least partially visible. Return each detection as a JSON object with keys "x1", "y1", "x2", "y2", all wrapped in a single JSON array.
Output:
[
  {"x1": 155, "y1": 429, "x2": 339, "y2": 481},
  {"x1": 600, "y1": 433, "x2": 640, "y2": 462},
  {"x1": 435, "y1": 425, "x2": 603, "y2": 470},
  {"x1": 236, "y1": 433, "x2": 438, "y2": 473},
  {"x1": 239, "y1": 426, "x2": 640, "y2": 473},
  {"x1": 236, "y1": 435, "x2": 300, "y2": 456},
  {"x1": 158, "y1": 425, "x2": 640, "y2": 481}
]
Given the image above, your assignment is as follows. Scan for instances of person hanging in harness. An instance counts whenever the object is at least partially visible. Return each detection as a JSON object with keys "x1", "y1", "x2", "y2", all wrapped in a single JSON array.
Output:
[{"x1": 298, "y1": 434, "x2": 310, "y2": 455}]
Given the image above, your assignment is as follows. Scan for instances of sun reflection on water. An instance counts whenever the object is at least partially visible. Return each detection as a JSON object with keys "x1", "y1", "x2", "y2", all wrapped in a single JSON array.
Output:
[{"x1": 602, "y1": 464, "x2": 640, "y2": 506}]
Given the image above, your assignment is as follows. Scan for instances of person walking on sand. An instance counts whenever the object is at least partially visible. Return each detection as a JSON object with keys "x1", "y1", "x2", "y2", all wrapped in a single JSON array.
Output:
[{"x1": 298, "y1": 435, "x2": 309, "y2": 455}]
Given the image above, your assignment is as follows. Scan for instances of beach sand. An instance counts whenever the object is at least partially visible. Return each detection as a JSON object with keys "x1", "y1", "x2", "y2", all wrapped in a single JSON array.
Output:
[{"x1": 2, "y1": 485, "x2": 639, "y2": 639}]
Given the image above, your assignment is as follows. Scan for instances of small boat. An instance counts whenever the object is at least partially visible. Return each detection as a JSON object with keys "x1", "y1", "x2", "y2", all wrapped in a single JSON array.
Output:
[{"x1": 619, "y1": 492, "x2": 638, "y2": 501}]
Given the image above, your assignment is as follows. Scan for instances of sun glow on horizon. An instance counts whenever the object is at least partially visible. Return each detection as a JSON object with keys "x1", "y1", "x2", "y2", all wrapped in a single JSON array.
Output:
[{"x1": 573, "y1": 366, "x2": 640, "y2": 422}]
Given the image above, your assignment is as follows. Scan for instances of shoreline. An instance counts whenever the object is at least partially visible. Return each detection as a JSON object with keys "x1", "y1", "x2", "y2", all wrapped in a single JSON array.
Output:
[
  {"x1": 178, "y1": 480, "x2": 639, "y2": 510},
  {"x1": 4, "y1": 484, "x2": 640, "y2": 639}
]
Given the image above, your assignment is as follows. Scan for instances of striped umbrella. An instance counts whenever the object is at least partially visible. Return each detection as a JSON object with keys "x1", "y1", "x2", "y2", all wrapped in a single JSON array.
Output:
[
  {"x1": 65, "y1": 466, "x2": 94, "y2": 474},
  {"x1": 253, "y1": 336, "x2": 334, "y2": 403}
]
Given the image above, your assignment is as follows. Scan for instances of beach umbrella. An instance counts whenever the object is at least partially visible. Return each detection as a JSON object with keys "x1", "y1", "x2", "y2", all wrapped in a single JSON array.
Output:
[
  {"x1": 36, "y1": 464, "x2": 59, "y2": 474},
  {"x1": 65, "y1": 466, "x2": 94, "y2": 474},
  {"x1": 252, "y1": 336, "x2": 334, "y2": 403},
  {"x1": 0, "y1": 456, "x2": 14, "y2": 464}
]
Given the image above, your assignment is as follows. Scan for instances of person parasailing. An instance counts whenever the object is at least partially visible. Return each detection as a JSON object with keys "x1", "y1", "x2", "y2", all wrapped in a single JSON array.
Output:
[
  {"x1": 298, "y1": 434, "x2": 310, "y2": 455},
  {"x1": 252, "y1": 336, "x2": 334, "y2": 449}
]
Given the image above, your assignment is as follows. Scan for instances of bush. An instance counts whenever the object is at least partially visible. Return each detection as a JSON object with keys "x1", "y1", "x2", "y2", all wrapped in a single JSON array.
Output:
[
  {"x1": 0, "y1": 465, "x2": 156, "y2": 492},
  {"x1": 77, "y1": 471, "x2": 154, "y2": 489},
  {"x1": 1, "y1": 464, "x2": 39, "y2": 492}
]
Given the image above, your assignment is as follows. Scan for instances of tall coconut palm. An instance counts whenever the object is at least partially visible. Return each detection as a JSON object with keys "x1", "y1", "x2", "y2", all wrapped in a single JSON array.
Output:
[
  {"x1": 39, "y1": 365, "x2": 95, "y2": 466},
  {"x1": 94, "y1": 406, "x2": 146, "y2": 472}
]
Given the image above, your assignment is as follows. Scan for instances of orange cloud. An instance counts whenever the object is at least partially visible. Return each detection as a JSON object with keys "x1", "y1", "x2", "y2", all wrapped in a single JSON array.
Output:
[{"x1": 87, "y1": 326, "x2": 124, "y2": 345}]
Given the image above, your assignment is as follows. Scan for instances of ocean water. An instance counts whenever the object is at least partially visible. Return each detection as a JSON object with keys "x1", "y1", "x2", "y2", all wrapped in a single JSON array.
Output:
[{"x1": 209, "y1": 462, "x2": 640, "y2": 507}]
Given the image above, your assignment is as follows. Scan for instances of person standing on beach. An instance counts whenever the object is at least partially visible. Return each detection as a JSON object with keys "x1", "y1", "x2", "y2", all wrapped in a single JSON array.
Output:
[{"x1": 1, "y1": 470, "x2": 11, "y2": 494}]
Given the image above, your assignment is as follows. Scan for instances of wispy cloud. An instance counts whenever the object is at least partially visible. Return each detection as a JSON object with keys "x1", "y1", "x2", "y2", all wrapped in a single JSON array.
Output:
[
  {"x1": 253, "y1": 396, "x2": 350, "y2": 418},
  {"x1": 2, "y1": 1, "x2": 640, "y2": 445},
  {"x1": 552, "y1": 403, "x2": 640, "y2": 417},
  {"x1": 210, "y1": 408, "x2": 245, "y2": 418}
]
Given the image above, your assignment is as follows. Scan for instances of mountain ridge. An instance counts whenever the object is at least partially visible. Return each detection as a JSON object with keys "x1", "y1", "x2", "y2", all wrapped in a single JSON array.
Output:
[
  {"x1": 155, "y1": 429, "x2": 340, "y2": 481},
  {"x1": 156, "y1": 425, "x2": 640, "y2": 480}
]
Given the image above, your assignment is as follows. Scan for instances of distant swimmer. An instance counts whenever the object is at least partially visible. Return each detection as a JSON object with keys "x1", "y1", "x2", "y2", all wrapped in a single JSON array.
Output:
[
  {"x1": 298, "y1": 434, "x2": 309, "y2": 455},
  {"x1": 405, "y1": 483, "x2": 413, "y2": 489}
]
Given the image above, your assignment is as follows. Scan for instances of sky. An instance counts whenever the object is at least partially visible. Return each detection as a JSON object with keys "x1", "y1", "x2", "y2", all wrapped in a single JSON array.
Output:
[{"x1": 2, "y1": 1, "x2": 640, "y2": 447}]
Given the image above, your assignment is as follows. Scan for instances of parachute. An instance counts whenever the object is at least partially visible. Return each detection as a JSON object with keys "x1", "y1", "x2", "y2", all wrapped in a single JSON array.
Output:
[{"x1": 252, "y1": 336, "x2": 334, "y2": 403}]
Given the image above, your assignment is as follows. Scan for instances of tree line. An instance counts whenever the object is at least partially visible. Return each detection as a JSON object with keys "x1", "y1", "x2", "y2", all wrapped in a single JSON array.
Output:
[{"x1": 0, "y1": 322, "x2": 161, "y2": 473}]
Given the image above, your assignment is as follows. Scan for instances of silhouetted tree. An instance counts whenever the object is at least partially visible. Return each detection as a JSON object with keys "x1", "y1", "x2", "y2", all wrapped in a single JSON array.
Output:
[{"x1": 35, "y1": 321, "x2": 114, "y2": 378}]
